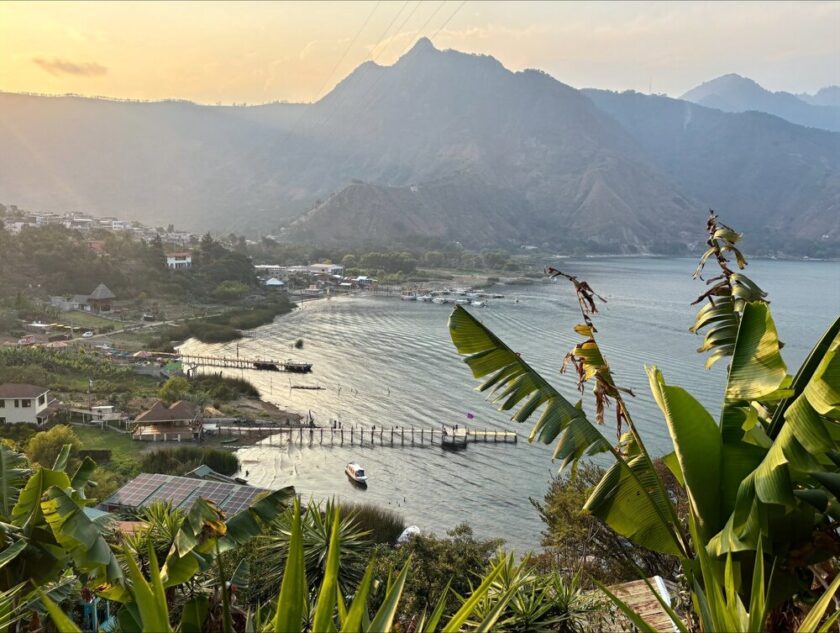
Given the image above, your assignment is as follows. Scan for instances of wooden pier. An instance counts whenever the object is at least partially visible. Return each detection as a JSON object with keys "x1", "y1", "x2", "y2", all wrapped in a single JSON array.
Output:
[
  {"x1": 212, "y1": 424, "x2": 517, "y2": 449},
  {"x1": 178, "y1": 353, "x2": 312, "y2": 373}
]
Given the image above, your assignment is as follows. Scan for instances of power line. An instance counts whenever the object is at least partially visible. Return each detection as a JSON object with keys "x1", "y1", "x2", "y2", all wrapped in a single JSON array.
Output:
[
  {"x1": 371, "y1": 0, "x2": 424, "y2": 63},
  {"x1": 314, "y1": 1, "x2": 382, "y2": 100},
  {"x1": 367, "y1": 0, "x2": 412, "y2": 62},
  {"x1": 429, "y1": 0, "x2": 467, "y2": 42},
  {"x1": 322, "y1": 0, "x2": 464, "y2": 184},
  {"x1": 295, "y1": 0, "x2": 419, "y2": 140},
  {"x1": 402, "y1": 1, "x2": 448, "y2": 56}
]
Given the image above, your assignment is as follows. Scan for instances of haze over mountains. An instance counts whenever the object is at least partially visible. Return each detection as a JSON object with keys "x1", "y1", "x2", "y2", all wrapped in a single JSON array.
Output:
[
  {"x1": 681, "y1": 74, "x2": 840, "y2": 132},
  {"x1": 1, "y1": 38, "x2": 838, "y2": 251}
]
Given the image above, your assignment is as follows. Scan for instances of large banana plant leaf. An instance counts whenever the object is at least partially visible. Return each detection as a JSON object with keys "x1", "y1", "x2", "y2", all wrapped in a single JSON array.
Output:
[
  {"x1": 448, "y1": 305, "x2": 686, "y2": 557},
  {"x1": 0, "y1": 446, "x2": 29, "y2": 521},
  {"x1": 40, "y1": 485, "x2": 124, "y2": 588},
  {"x1": 158, "y1": 486, "x2": 295, "y2": 589},
  {"x1": 709, "y1": 325, "x2": 840, "y2": 558}
]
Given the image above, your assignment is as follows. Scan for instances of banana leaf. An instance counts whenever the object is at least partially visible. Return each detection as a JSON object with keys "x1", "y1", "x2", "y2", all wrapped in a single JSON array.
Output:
[{"x1": 449, "y1": 305, "x2": 685, "y2": 556}]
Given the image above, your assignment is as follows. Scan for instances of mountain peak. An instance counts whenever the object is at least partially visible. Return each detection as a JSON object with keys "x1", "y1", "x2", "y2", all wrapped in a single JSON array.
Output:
[
  {"x1": 410, "y1": 37, "x2": 436, "y2": 53},
  {"x1": 680, "y1": 73, "x2": 840, "y2": 132},
  {"x1": 398, "y1": 37, "x2": 439, "y2": 63}
]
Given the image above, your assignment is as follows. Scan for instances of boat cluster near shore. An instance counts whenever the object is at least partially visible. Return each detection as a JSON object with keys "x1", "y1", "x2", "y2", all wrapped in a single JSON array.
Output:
[{"x1": 399, "y1": 288, "x2": 507, "y2": 308}]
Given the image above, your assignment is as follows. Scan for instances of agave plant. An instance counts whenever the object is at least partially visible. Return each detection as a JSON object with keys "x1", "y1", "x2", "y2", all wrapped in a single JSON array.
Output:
[
  {"x1": 448, "y1": 211, "x2": 840, "y2": 627},
  {"x1": 259, "y1": 498, "x2": 372, "y2": 598},
  {"x1": 251, "y1": 498, "x2": 520, "y2": 633},
  {"x1": 464, "y1": 552, "x2": 603, "y2": 633},
  {"x1": 39, "y1": 499, "x2": 522, "y2": 632}
]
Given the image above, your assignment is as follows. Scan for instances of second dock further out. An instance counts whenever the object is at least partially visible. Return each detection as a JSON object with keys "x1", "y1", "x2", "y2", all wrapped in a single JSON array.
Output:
[
  {"x1": 178, "y1": 353, "x2": 312, "y2": 373},
  {"x1": 215, "y1": 423, "x2": 518, "y2": 450}
]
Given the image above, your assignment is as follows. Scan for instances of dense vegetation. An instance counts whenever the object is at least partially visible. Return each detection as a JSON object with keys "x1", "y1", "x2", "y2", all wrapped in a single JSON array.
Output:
[
  {"x1": 147, "y1": 296, "x2": 293, "y2": 348},
  {"x1": 0, "y1": 207, "x2": 253, "y2": 302},
  {"x1": 247, "y1": 236, "x2": 528, "y2": 279},
  {"x1": 532, "y1": 462, "x2": 685, "y2": 584},
  {"x1": 0, "y1": 214, "x2": 837, "y2": 632},
  {"x1": 0, "y1": 346, "x2": 159, "y2": 396},
  {"x1": 139, "y1": 446, "x2": 240, "y2": 477}
]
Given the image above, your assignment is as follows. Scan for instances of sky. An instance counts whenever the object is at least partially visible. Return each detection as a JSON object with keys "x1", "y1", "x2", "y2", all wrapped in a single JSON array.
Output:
[{"x1": 1, "y1": 1, "x2": 838, "y2": 104}]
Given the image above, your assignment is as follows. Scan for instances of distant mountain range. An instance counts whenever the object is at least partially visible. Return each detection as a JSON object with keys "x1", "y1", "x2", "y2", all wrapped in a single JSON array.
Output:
[
  {"x1": 681, "y1": 74, "x2": 840, "y2": 132},
  {"x1": 1, "y1": 39, "x2": 838, "y2": 251}
]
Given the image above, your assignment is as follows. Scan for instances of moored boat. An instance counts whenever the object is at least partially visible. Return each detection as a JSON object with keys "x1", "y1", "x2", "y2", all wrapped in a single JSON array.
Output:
[
  {"x1": 345, "y1": 462, "x2": 368, "y2": 486},
  {"x1": 284, "y1": 360, "x2": 313, "y2": 373}
]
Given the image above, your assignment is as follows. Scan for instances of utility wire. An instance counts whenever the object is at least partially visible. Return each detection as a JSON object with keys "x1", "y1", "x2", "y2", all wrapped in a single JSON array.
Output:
[
  {"x1": 429, "y1": 0, "x2": 467, "y2": 42},
  {"x1": 314, "y1": 1, "x2": 382, "y2": 101}
]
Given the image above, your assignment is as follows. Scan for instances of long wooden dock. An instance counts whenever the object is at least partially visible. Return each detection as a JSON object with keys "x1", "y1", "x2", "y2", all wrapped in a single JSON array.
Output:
[
  {"x1": 178, "y1": 353, "x2": 312, "y2": 373},
  {"x1": 211, "y1": 424, "x2": 517, "y2": 448}
]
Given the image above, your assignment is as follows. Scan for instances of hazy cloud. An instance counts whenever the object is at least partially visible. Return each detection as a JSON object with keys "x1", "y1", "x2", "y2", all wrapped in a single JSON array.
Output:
[{"x1": 32, "y1": 57, "x2": 107, "y2": 77}]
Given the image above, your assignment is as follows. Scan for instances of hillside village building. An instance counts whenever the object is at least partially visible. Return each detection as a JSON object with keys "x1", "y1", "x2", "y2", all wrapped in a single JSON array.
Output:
[
  {"x1": 88, "y1": 283, "x2": 116, "y2": 312},
  {"x1": 132, "y1": 400, "x2": 201, "y2": 441},
  {"x1": 165, "y1": 252, "x2": 192, "y2": 270},
  {"x1": 0, "y1": 384, "x2": 55, "y2": 424}
]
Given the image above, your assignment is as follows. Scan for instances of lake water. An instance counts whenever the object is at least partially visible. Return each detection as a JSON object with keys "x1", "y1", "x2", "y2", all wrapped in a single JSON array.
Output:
[{"x1": 181, "y1": 258, "x2": 839, "y2": 553}]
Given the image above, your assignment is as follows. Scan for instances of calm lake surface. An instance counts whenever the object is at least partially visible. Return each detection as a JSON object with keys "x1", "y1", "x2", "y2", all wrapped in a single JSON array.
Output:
[{"x1": 182, "y1": 258, "x2": 839, "y2": 552}]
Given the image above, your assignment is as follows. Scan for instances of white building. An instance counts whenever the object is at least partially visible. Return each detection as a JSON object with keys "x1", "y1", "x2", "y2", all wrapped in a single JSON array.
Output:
[
  {"x1": 309, "y1": 263, "x2": 344, "y2": 276},
  {"x1": 254, "y1": 264, "x2": 284, "y2": 277},
  {"x1": 166, "y1": 252, "x2": 192, "y2": 270},
  {"x1": 0, "y1": 384, "x2": 53, "y2": 425},
  {"x1": 264, "y1": 277, "x2": 285, "y2": 288}
]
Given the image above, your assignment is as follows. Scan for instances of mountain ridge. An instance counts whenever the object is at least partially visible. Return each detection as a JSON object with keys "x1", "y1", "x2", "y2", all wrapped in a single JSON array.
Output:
[
  {"x1": 0, "y1": 39, "x2": 837, "y2": 250},
  {"x1": 681, "y1": 73, "x2": 840, "y2": 132}
]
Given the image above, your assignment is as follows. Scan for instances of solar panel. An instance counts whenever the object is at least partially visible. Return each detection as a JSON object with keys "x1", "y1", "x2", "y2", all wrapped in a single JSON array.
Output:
[
  {"x1": 144, "y1": 477, "x2": 197, "y2": 507},
  {"x1": 103, "y1": 473, "x2": 270, "y2": 518},
  {"x1": 196, "y1": 482, "x2": 232, "y2": 505},
  {"x1": 224, "y1": 488, "x2": 264, "y2": 515}
]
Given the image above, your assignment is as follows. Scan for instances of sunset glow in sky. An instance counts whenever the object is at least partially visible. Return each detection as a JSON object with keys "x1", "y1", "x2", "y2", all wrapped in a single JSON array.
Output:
[{"x1": 1, "y1": 1, "x2": 838, "y2": 104}]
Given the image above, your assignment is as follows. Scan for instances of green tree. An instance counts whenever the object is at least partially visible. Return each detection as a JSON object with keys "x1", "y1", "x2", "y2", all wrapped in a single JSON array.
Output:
[
  {"x1": 370, "y1": 524, "x2": 502, "y2": 620},
  {"x1": 158, "y1": 377, "x2": 189, "y2": 403},
  {"x1": 211, "y1": 280, "x2": 250, "y2": 302},
  {"x1": 533, "y1": 462, "x2": 683, "y2": 584},
  {"x1": 25, "y1": 424, "x2": 81, "y2": 468}
]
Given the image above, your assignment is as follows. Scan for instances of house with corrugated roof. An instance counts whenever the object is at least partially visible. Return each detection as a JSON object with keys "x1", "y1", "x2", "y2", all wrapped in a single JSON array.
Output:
[{"x1": 132, "y1": 400, "x2": 201, "y2": 441}]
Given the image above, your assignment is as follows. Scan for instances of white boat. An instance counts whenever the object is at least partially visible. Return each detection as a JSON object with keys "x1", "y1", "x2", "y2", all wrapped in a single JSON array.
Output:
[
  {"x1": 432, "y1": 297, "x2": 448, "y2": 305},
  {"x1": 454, "y1": 298, "x2": 470, "y2": 305},
  {"x1": 345, "y1": 462, "x2": 368, "y2": 485},
  {"x1": 418, "y1": 294, "x2": 433, "y2": 302},
  {"x1": 471, "y1": 300, "x2": 486, "y2": 308},
  {"x1": 400, "y1": 294, "x2": 416, "y2": 301}
]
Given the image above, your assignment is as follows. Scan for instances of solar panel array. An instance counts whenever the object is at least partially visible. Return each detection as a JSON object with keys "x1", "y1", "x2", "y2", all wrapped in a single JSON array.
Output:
[{"x1": 103, "y1": 473, "x2": 268, "y2": 516}]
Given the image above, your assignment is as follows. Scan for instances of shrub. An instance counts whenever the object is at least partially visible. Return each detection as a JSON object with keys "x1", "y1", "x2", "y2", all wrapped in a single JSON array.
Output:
[
  {"x1": 159, "y1": 376, "x2": 189, "y2": 403},
  {"x1": 139, "y1": 446, "x2": 240, "y2": 476},
  {"x1": 339, "y1": 502, "x2": 405, "y2": 544},
  {"x1": 0, "y1": 422, "x2": 38, "y2": 450},
  {"x1": 370, "y1": 524, "x2": 502, "y2": 618},
  {"x1": 26, "y1": 424, "x2": 81, "y2": 468},
  {"x1": 190, "y1": 374, "x2": 258, "y2": 400},
  {"x1": 212, "y1": 281, "x2": 250, "y2": 302}
]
